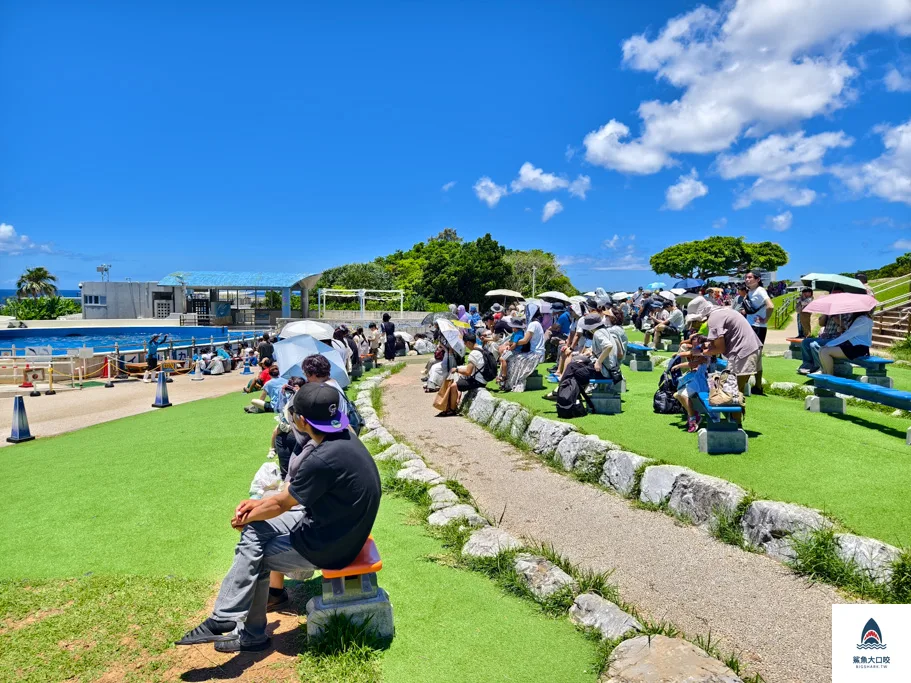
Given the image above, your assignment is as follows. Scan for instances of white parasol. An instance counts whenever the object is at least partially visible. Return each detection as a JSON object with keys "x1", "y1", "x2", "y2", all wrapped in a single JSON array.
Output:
[
  {"x1": 278, "y1": 320, "x2": 335, "y2": 341},
  {"x1": 436, "y1": 318, "x2": 466, "y2": 356}
]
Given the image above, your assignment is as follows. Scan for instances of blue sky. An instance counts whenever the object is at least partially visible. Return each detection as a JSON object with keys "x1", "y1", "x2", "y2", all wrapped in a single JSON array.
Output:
[{"x1": 1, "y1": 1, "x2": 909, "y2": 292}]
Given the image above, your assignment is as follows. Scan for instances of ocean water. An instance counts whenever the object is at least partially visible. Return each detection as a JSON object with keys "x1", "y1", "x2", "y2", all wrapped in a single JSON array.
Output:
[{"x1": 0, "y1": 289, "x2": 81, "y2": 303}]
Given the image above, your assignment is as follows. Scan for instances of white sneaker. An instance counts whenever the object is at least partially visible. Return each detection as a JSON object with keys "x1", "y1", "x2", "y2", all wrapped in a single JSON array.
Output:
[
  {"x1": 142, "y1": 378, "x2": 151, "y2": 383},
  {"x1": 266, "y1": 449, "x2": 276, "y2": 459}
]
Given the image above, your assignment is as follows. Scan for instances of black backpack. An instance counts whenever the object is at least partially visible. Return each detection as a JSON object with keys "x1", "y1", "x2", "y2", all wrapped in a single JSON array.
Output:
[
  {"x1": 347, "y1": 400, "x2": 364, "y2": 435},
  {"x1": 652, "y1": 355, "x2": 683, "y2": 415},
  {"x1": 556, "y1": 359, "x2": 596, "y2": 419},
  {"x1": 479, "y1": 347, "x2": 498, "y2": 382}
]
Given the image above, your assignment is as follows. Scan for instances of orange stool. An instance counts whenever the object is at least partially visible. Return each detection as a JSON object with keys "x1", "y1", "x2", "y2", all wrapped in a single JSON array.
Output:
[{"x1": 320, "y1": 536, "x2": 383, "y2": 604}]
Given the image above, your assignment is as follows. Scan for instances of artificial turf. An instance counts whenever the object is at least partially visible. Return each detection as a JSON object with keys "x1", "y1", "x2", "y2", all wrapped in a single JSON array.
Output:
[
  {"x1": 497, "y1": 359, "x2": 911, "y2": 548},
  {"x1": 0, "y1": 367, "x2": 599, "y2": 682}
]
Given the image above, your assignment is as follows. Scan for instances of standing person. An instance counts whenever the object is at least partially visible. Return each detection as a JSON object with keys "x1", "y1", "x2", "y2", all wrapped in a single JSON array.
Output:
[
  {"x1": 795, "y1": 288, "x2": 814, "y2": 338},
  {"x1": 257, "y1": 335, "x2": 275, "y2": 363},
  {"x1": 856, "y1": 273, "x2": 875, "y2": 296},
  {"x1": 743, "y1": 269, "x2": 773, "y2": 395},
  {"x1": 381, "y1": 313, "x2": 396, "y2": 363},
  {"x1": 331, "y1": 326, "x2": 353, "y2": 372},
  {"x1": 457, "y1": 305, "x2": 470, "y2": 324},
  {"x1": 176, "y1": 382, "x2": 381, "y2": 653},
  {"x1": 468, "y1": 305, "x2": 482, "y2": 328},
  {"x1": 367, "y1": 322, "x2": 381, "y2": 365},
  {"x1": 142, "y1": 333, "x2": 169, "y2": 383}
]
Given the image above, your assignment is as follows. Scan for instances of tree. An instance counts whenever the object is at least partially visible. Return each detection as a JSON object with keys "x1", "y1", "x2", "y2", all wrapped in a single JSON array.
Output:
[
  {"x1": 428, "y1": 227, "x2": 462, "y2": 243},
  {"x1": 650, "y1": 237, "x2": 788, "y2": 280},
  {"x1": 315, "y1": 262, "x2": 395, "y2": 291},
  {"x1": 420, "y1": 233, "x2": 511, "y2": 304},
  {"x1": 503, "y1": 249, "x2": 577, "y2": 296},
  {"x1": 17, "y1": 267, "x2": 58, "y2": 299}
]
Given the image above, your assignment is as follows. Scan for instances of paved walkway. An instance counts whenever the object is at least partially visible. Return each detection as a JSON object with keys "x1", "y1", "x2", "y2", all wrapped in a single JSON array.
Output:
[
  {"x1": 0, "y1": 371, "x2": 252, "y2": 446},
  {"x1": 382, "y1": 364, "x2": 846, "y2": 683}
]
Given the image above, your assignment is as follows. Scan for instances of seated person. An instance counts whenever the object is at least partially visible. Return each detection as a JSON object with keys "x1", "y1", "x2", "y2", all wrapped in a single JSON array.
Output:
[
  {"x1": 495, "y1": 316, "x2": 528, "y2": 387},
  {"x1": 245, "y1": 366, "x2": 283, "y2": 413},
  {"x1": 815, "y1": 310, "x2": 874, "y2": 376},
  {"x1": 437, "y1": 330, "x2": 489, "y2": 416},
  {"x1": 646, "y1": 300, "x2": 683, "y2": 349},
  {"x1": 244, "y1": 358, "x2": 274, "y2": 393},
  {"x1": 671, "y1": 337, "x2": 711, "y2": 433},
  {"x1": 798, "y1": 287, "x2": 846, "y2": 374},
  {"x1": 641, "y1": 301, "x2": 670, "y2": 346},
  {"x1": 176, "y1": 383, "x2": 381, "y2": 653},
  {"x1": 218, "y1": 343, "x2": 234, "y2": 369}
]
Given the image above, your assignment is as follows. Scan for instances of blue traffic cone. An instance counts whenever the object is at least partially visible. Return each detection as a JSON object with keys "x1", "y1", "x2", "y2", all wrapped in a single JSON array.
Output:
[
  {"x1": 241, "y1": 359, "x2": 253, "y2": 375},
  {"x1": 152, "y1": 370, "x2": 172, "y2": 408},
  {"x1": 7, "y1": 396, "x2": 35, "y2": 443}
]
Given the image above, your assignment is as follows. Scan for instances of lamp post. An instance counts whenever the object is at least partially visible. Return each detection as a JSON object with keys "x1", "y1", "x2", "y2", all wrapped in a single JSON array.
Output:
[{"x1": 532, "y1": 266, "x2": 537, "y2": 298}]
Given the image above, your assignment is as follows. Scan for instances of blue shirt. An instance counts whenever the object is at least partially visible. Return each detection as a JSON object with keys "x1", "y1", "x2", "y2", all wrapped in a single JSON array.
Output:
[
  {"x1": 557, "y1": 311, "x2": 571, "y2": 335},
  {"x1": 148, "y1": 340, "x2": 160, "y2": 357},
  {"x1": 469, "y1": 312, "x2": 482, "y2": 327},
  {"x1": 263, "y1": 378, "x2": 285, "y2": 405},
  {"x1": 217, "y1": 348, "x2": 231, "y2": 359}
]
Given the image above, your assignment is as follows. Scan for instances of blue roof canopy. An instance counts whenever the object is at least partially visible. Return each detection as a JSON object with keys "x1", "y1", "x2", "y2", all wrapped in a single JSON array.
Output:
[{"x1": 158, "y1": 271, "x2": 313, "y2": 289}]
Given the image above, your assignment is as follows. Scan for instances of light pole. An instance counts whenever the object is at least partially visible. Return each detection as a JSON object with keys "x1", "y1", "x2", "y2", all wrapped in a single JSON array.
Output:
[{"x1": 532, "y1": 266, "x2": 537, "y2": 298}]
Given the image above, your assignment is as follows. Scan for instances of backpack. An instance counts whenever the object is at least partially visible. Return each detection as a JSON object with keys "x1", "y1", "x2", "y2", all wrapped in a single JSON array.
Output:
[
  {"x1": 556, "y1": 359, "x2": 597, "y2": 419},
  {"x1": 653, "y1": 355, "x2": 684, "y2": 415},
  {"x1": 347, "y1": 399, "x2": 365, "y2": 435},
  {"x1": 479, "y1": 347, "x2": 498, "y2": 382}
]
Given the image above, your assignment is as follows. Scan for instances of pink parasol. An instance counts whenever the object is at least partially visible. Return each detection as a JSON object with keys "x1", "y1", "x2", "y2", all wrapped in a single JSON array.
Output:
[{"x1": 802, "y1": 293, "x2": 878, "y2": 316}]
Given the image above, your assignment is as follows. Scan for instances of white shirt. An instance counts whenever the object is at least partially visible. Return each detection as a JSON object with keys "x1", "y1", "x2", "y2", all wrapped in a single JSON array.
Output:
[
  {"x1": 528, "y1": 321, "x2": 545, "y2": 357},
  {"x1": 826, "y1": 316, "x2": 873, "y2": 349},
  {"x1": 464, "y1": 348, "x2": 485, "y2": 381},
  {"x1": 746, "y1": 287, "x2": 771, "y2": 328}
]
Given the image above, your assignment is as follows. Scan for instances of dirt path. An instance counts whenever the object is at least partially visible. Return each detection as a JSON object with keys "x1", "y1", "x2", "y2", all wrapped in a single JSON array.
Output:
[
  {"x1": 382, "y1": 364, "x2": 846, "y2": 683},
  {"x1": 0, "y1": 370, "x2": 252, "y2": 446}
]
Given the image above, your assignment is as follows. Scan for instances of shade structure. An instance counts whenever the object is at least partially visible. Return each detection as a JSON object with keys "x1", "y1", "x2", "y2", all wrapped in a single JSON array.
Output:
[
  {"x1": 646, "y1": 281, "x2": 667, "y2": 290},
  {"x1": 537, "y1": 291, "x2": 571, "y2": 304},
  {"x1": 279, "y1": 320, "x2": 335, "y2": 341},
  {"x1": 803, "y1": 293, "x2": 878, "y2": 316},
  {"x1": 611, "y1": 292, "x2": 631, "y2": 302},
  {"x1": 485, "y1": 289, "x2": 524, "y2": 299},
  {"x1": 272, "y1": 335, "x2": 350, "y2": 387},
  {"x1": 800, "y1": 273, "x2": 867, "y2": 295},
  {"x1": 673, "y1": 278, "x2": 705, "y2": 290},
  {"x1": 436, "y1": 319, "x2": 465, "y2": 356}
]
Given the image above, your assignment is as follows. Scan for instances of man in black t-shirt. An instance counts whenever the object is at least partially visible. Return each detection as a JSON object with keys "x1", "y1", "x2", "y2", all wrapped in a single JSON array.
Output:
[
  {"x1": 256, "y1": 334, "x2": 275, "y2": 362},
  {"x1": 176, "y1": 382, "x2": 381, "y2": 653}
]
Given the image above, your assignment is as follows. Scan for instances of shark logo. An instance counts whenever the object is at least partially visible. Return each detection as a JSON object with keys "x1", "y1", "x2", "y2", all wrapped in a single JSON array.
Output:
[{"x1": 857, "y1": 618, "x2": 887, "y2": 650}]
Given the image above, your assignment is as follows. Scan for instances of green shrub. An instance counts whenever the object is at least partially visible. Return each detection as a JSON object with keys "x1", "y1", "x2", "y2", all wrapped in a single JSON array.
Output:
[{"x1": 0, "y1": 296, "x2": 81, "y2": 320}]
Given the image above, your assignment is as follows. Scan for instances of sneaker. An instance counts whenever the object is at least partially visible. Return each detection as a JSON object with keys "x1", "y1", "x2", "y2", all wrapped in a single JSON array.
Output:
[
  {"x1": 214, "y1": 636, "x2": 272, "y2": 653},
  {"x1": 797, "y1": 367, "x2": 812, "y2": 375},
  {"x1": 686, "y1": 416, "x2": 701, "y2": 433},
  {"x1": 175, "y1": 619, "x2": 236, "y2": 645},
  {"x1": 266, "y1": 588, "x2": 289, "y2": 611},
  {"x1": 266, "y1": 449, "x2": 276, "y2": 460},
  {"x1": 543, "y1": 391, "x2": 558, "y2": 401}
]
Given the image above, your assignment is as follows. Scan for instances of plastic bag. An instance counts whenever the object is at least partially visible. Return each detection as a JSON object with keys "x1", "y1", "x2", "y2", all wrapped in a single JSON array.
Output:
[{"x1": 249, "y1": 462, "x2": 282, "y2": 499}]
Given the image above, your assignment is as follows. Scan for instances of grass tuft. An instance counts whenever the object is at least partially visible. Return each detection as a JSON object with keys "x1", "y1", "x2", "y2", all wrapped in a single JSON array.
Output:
[
  {"x1": 297, "y1": 613, "x2": 388, "y2": 683},
  {"x1": 370, "y1": 385, "x2": 384, "y2": 418},
  {"x1": 710, "y1": 496, "x2": 754, "y2": 550}
]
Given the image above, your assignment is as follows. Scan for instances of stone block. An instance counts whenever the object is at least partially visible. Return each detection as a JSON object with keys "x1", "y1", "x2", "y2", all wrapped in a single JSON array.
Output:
[
  {"x1": 305, "y1": 588, "x2": 394, "y2": 640},
  {"x1": 861, "y1": 375, "x2": 894, "y2": 388},
  {"x1": 771, "y1": 381, "x2": 798, "y2": 391},
  {"x1": 363, "y1": 427, "x2": 395, "y2": 446},
  {"x1": 668, "y1": 472, "x2": 746, "y2": 528},
  {"x1": 395, "y1": 466, "x2": 444, "y2": 485},
  {"x1": 697, "y1": 426, "x2": 748, "y2": 455},
  {"x1": 489, "y1": 402, "x2": 521, "y2": 433},
  {"x1": 590, "y1": 394, "x2": 623, "y2": 414},
  {"x1": 509, "y1": 407, "x2": 532, "y2": 441},
  {"x1": 741, "y1": 501, "x2": 831, "y2": 561},
  {"x1": 399, "y1": 458, "x2": 426, "y2": 470},
  {"x1": 805, "y1": 395, "x2": 846, "y2": 414},
  {"x1": 601, "y1": 450, "x2": 652, "y2": 496},
  {"x1": 629, "y1": 359, "x2": 653, "y2": 372},
  {"x1": 603, "y1": 635, "x2": 743, "y2": 683},
  {"x1": 639, "y1": 465, "x2": 692, "y2": 505},
  {"x1": 523, "y1": 416, "x2": 577, "y2": 456},
  {"x1": 513, "y1": 553, "x2": 577, "y2": 599},
  {"x1": 466, "y1": 389, "x2": 500, "y2": 426},
  {"x1": 358, "y1": 406, "x2": 377, "y2": 420},
  {"x1": 428, "y1": 484, "x2": 459, "y2": 511},
  {"x1": 354, "y1": 397, "x2": 373, "y2": 410},
  {"x1": 427, "y1": 504, "x2": 488, "y2": 528},
  {"x1": 569, "y1": 593, "x2": 641, "y2": 640},
  {"x1": 556, "y1": 433, "x2": 612, "y2": 478},
  {"x1": 836, "y1": 533, "x2": 902, "y2": 583},
  {"x1": 461, "y1": 527, "x2": 522, "y2": 558},
  {"x1": 375, "y1": 444, "x2": 419, "y2": 463},
  {"x1": 364, "y1": 415, "x2": 383, "y2": 432},
  {"x1": 832, "y1": 360, "x2": 856, "y2": 379}
]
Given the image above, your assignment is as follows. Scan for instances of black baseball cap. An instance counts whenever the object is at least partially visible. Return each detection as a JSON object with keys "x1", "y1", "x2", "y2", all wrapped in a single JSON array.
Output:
[{"x1": 291, "y1": 382, "x2": 349, "y2": 433}]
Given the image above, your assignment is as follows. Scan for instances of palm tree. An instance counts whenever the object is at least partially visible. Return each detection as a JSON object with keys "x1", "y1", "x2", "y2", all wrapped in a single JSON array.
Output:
[{"x1": 16, "y1": 267, "x2": 58, "y2": 299}]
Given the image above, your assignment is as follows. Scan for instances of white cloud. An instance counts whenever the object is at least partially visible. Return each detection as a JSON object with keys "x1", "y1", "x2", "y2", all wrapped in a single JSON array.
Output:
[
  {"x1": 441, "y1": 181, "x2": 457, "y2": 192},
  {"x1": 511, "y1": 162, "x2": 568, "y2": 193},
  {"x1": 664, "y1": 169, "x2": 708, "y2": 209},
  {"x1": 832, "y1": 118, "x2": 911, "y2": 205},
  {"x1": 591, "y1": 253, "x2": 651, "y2": 271},
  {"x1": 717, "y1": 131, "x2": 853, "y2": 181},
  {"x1": 734, "y1": 178, "x2": 817, "y2": 209},
  {"x1": 473, "y1": 177, "x2": 508, "y2": 208},
  {"x1": 766, "y1": 211, "x2": 793, "y2": 232},
  {"x1": 885, "y1": 67, "x2": 911, "y2": 92},
  {"x1": 891, "y1": 239, "x2": 911, "y2": 250},
  {"x1": 568, "y1": 175, "x2": 592, "y2": 199},
  {"x1": 603, "y1": 234, "x2": 620, "y2": 249},
  {"x1": 542, "y1": 199, "x2": 564, "y2": 223},
  {"x1": 0, "y1": 223, "x2": 38, "y2": 254},
  {"x1": 713, "y1": 217, "x2": 728, "y2": 229},
  {"x1": 565, "y1": 145, "x2": 577, "y2": 161},
  {"x1": 585, "y1": 1, "x2": 911, "y2": 175}
]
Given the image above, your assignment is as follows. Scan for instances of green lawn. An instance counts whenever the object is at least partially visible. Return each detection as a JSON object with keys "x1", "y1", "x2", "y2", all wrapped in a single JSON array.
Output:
[
  {"x1": 0, "y1": 368, "x2": 598, "y2": 682},
  {"x1": 496, "y1": 361, "x2": 911, "y2": 547},
  {"x1": 872, "y1": 277, "x2": 911, "y2": 304}
]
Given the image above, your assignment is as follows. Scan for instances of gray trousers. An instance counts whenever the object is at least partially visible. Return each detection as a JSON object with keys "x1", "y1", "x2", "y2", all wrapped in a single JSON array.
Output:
[
  {"x1": 800, "y1": 337, "x2": 823, "y2": 371},
  {"x1": 211, "y1": 509, "x2": 316, "y2": 643}
]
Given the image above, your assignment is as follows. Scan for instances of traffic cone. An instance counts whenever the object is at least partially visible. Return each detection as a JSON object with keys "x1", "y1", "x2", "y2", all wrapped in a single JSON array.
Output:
[
  {"x1": 7, "y1": 396, "x2": 35, "y2": 443},
  {"x1": 191, "y1": 360, "x2": 205, "y2": 381},
  {"x1": 241, "y1": 359, "x2": 253, "y2": 375},
  {"x1": 152, "y1": 371, "x2": 172, "y2": 408}
]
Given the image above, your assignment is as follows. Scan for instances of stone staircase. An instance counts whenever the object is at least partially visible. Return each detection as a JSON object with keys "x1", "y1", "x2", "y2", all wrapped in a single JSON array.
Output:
[{"x1": 872, "y1": 304, "x2": 911, "y2": 350}]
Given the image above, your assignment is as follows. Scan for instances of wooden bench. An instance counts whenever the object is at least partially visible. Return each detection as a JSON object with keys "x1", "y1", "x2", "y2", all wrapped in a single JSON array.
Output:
[
  {"x1": 832, "y1": 355, "x2": 894, "y2": 388},
  {"x1": 808, "y1": 374, "x2": 911, "y2": 444},
  {"x1": 692, "y1": 391, "x2": 747, "y2": 454},
  {"x1": 588, "y1": 378, "x2": 622, "y2": 414},
  {"x1": 784, "y1": 337, "x2": 804, "y2": 361},
  {"x1": 305, "y1": 536, "x2": 394, "y2": 640},
  {"x1": 622, "y1": 343, "x2": 653, "y2": 372}
]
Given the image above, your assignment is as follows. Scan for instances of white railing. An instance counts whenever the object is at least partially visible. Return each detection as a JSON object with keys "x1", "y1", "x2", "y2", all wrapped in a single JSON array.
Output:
[{"x1": 871, "y1": 273, "x2": 910, "y2": 293}]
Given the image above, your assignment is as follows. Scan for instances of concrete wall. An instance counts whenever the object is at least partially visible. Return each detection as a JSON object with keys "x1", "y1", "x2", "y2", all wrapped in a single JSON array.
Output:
[
  {"x1": 8, "y1": 318, "x2": 185, "y2": 329},
  {"x1": 81, "y1": 282, "x2": 186, "y2": 320}
]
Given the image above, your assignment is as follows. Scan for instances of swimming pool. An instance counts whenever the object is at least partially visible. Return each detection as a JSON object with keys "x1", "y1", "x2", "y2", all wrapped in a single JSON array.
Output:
[{"x1": 0, "y1": 326, "x2": 263, "y2": 355}]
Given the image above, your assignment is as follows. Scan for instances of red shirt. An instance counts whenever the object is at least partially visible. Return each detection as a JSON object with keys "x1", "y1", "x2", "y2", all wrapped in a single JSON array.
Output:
[{"x1": 259, "y1": 368, "x2": 272, "y2": 383}]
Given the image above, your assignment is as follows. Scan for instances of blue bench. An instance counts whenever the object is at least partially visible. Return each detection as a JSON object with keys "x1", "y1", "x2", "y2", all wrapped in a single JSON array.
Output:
[
  {"x1": 808, "y1": 375, "x2": 911, "y2": 445},
  {"x1": 623, "y1": 343, "x2": 653, "y2": 372},
  {"x1": 691, "y1": 391, "x2": 747, "y2": 454},
  {"x1": 588, "y1": 378, "x2": 622, "y2": 414},
  {"x1": 832, "y1": 356, "x2": 894, "y2": 388}
]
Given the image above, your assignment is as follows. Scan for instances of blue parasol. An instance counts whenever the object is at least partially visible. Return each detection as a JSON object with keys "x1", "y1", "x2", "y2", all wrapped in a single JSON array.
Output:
[
  {"x1": 272, "y1": 334, "x2": 350, "y2": 388},
  {"x1": 646, "y1": 281, "x2": 667, "y2": 290},
  {"x1": 673, "y1": 278, "x2": 705, "y2": 290}
]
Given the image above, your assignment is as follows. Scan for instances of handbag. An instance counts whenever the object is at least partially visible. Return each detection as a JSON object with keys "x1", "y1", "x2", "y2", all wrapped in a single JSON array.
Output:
[
  {"x1": 708, "y1": 370, "x2": 742, "y2": 406},
  {"x1": 433, "y1": 378, "x2": 453, "y2": 411}
]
